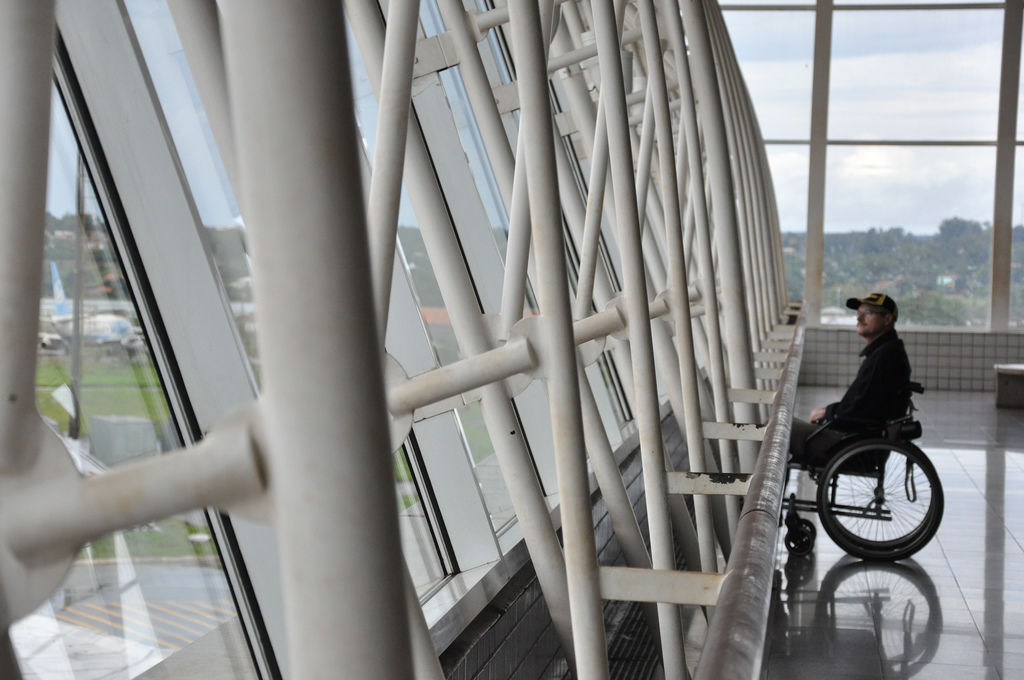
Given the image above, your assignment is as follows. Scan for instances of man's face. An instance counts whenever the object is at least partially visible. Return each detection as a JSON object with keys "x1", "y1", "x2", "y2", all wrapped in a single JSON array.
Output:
[{"x1": 856, "y1": 304, "x2": 892, "y2": 341}]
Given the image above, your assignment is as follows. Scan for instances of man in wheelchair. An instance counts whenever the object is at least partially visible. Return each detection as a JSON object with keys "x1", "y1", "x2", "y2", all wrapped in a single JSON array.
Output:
[{"x1": 790, "y1": 292, "x2": 912, "y2": 468}]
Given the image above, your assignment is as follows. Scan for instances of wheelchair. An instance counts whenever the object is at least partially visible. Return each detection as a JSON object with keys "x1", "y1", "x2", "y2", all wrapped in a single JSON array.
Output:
[{"x1": 782, "y1": 382, "x2": 944, "y2": 561}]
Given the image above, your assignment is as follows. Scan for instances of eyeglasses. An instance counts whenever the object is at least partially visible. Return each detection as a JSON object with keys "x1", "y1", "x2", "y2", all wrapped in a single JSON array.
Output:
[{"x1": 856, "y1": 309, "x2": 884, "y2": 320}]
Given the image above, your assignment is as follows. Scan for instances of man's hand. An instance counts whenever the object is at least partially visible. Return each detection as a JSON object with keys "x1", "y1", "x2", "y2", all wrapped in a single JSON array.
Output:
[{"x1": 810, "y1": 407, "x2": 826, "y2": 423}]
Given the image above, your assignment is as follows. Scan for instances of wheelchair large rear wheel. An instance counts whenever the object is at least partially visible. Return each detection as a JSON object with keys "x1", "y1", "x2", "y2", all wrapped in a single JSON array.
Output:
[{"x1": 816, "y1": 439, "x2": 943, "y2": 561}]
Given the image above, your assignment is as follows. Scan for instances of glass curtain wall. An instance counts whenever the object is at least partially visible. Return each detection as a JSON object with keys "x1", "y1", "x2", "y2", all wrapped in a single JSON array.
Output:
[
  {"x1": 724, "y1": 1, "x2": 1012, "y2": 329},
  {"x1": 124, "y1": 0, "x2": 450, "y2": 593},
  {"x1": 824, "y1": 9, "x2": 1001, "y2": 328},
  {"x1": 19, "y1": 0, "x2": 711, "y2": 675},
  {"x1": 11, "y1": 85, "x2": 259, "y2": 680},
  {"x1": 122, "y1": 0, "x2": 638, "y2": 627}
]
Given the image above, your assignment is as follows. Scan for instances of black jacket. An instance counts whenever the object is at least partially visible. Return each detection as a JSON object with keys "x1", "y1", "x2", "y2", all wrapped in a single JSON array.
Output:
[{"x1": 824, "y1": 329, "x2": 912, "y2": 432}]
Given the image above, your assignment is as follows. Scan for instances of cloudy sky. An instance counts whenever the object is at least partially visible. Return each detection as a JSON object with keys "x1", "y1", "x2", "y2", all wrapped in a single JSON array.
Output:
[{"x1": 723, "y1": 5, "x2": 1014, "y2": 235}]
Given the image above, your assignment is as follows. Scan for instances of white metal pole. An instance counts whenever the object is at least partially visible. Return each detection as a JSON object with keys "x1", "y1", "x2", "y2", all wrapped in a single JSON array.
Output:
[
  {"x1": 552, "y1": 109, "x2": 667, "y2": 600},
  {"x1": 990, "y1": 0, "x2": 1022, "y2": 331},
  {"x1": 548, "y1": 10, "x2": 643, "y2": 413},
  {"x1": 499, "y1": 131, "x2": 535, "y2": 336},
  {"x1": 661, "y1": 0, "x2": 741, "y2": 528},
  {"x1": 554, "y1": 132, "x2": 688, "y2": 608},
  {"x1": 5, "y1": 430, "x2": 263, "y2": 559},
  {"x1": 637, "y1": 0, "x2": 717, "y2": 576},
  {"x1": 499, "y1": 0, "x2": 556, "y2": 337},
  {"x1": 508, "y1": 4, "x2": 610, "y2": 676},
  {"x1": 630, "y1": 93, "x2": 700, "y2": 473},
  {"x1": 0, "y1": 0, "x2": 53, "y2": 476},
  {"x1": 710, "y1": 32, "x2": 763, "y2": 351},
  {"x1": 572, "y1": 97, "x2": 612, "y2": 319},
  {"x1": 368, "y1": 0, "x2": 422, "y2": 328},
  {"x1": 634, "y1": 85, "x2": 657, "y2": 240},
  {"x1": 709, "y1": 7, "x2": 772, "y2": 342},
  {"x1": 219, "y1": 4, "x2": 412, "y2": 677},
  {"x1": 805, "y1": 0, "x2": 833, "y2": 327},
  {"x1": 590, "y1": 1, "x2": 687, "y2": 676},
  {"x1": 678, "y1": 0, "x2": 760, "y2": 471},
  {"x1": 0, "y1": 6, "x2": 54, "y2": 677},
  {"x1": 342, "y1": 2, "x2": 578, "y2": 667}
]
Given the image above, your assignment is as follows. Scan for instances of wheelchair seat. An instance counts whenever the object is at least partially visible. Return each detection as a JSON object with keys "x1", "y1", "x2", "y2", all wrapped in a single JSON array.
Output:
[{"x1": 794, "y1": 381, "x2": 925, "y2": 472}]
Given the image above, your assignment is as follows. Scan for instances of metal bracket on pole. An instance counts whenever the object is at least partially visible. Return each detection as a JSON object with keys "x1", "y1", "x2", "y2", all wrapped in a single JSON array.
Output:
[
  {"x1": 754, "y1": 366, "x2": 783, "y2": 381},
  {"x1": 666, "y1": 471, "x2": 752, "y2": 497},
  {"x1": 754, "y1": 350, "x2": 787, "y2": 363},
  {"x1": 598, "y1": 566, "x2": 725, "y2": 606},
  {"x1": 728, "y1": 388, "x2": 778, "y2": 405},
  {"x1": 412, "y1": 33, "x2": 459, "y2": 79},
  {"x1": 702, "y1": 422, "x2": 767, "y2": 442}
]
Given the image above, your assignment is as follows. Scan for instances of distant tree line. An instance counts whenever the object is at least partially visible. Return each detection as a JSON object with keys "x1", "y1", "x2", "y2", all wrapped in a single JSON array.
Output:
[{"x1": 782, "y1": 217, "x2": 1024, "y2": 327}]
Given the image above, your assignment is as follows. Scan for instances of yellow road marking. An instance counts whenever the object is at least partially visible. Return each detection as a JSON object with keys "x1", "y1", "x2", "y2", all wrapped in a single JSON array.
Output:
[
  {"x1": 144, "y1": 601, "x2": 217, "y2": 630},
  {"x1": 53, "y1": 611, "x2": 105, "y2": 633},
  {"x1": 161, "y1": 601, "x2": 224, "y2": 622},
  {"x1": 116, "y1": 602, "x2": 208, "y2": 637},
  {"x1": 80, "y1": 602, "x2": 191, "y2": 646},
  {"x1": 190, "y1": 600, "x2": 237, "y2": 617},
  {"x1": 62, "y1": 604, "x2": 180, "y2": 650}
]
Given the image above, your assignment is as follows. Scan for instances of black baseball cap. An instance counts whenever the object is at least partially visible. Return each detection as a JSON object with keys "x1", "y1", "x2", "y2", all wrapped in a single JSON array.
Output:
[{"x1": 846, "y1": 292, "x2": 898, "y2": 320}]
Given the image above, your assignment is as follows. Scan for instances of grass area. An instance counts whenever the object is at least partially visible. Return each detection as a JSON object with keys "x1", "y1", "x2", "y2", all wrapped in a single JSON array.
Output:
[
  {"x1": 393, "y1": 447, "x2": 414, "y2": 482},
  {"x1": 80, "y1": 517, "x2": 219, "y2": 561},
  {"x1": 37, "y1": 354, "x2": 162, "y2": 388},
  {"x1": 37, "y1": 386, "x2": 169, "y2": 434},
  {"x1": 35, "y1": 353, "x2": 170, "y2": 436}
]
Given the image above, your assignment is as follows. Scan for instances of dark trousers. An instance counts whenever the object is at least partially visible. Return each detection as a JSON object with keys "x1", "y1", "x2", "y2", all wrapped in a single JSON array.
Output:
[{"x1": 789, "y1": 418, "x2": 846, "y2": 467}]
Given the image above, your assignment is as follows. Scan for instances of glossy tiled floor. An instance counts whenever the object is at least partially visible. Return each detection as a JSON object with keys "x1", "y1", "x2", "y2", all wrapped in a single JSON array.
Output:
[{"x1": 766, "y1": 387, "x2": 1024, "y2": 680}]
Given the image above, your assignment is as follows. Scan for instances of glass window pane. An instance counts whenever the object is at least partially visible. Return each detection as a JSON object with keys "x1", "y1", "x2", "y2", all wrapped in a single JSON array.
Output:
[
  {"x1": 1019, "y1": 21, "x2": 1024, "y2": 142},
  {"x1": 719, "y1": 0, "x2": 813, "y2": 5},
  {"x1": 438, "y1": 67, "x2": 512, "y2": 257},
  {"x1": 395, "y1": 447, "x2": 447, "y2": 594},
  {"x1": 829, "y1": 10, "x2": 1002, "y2": 141},
  {"x1": 767, "y1": 144, "x2": 810, "y2": 233},
  {"x1": 124, "y1": 0, "x2": 257, "y2": 373},
  {"x1": 823, "y1": 145, "x2": 994, "y2": 327},
  {"x1": 766, "y1": 144, "x2": 810, "y2": 301},
  {"x1": 456, "y1": 403, "x2": 516, "y2": 531},
  {"x1": 838, "y1": 0, "x2": 999, "y2": 5},
  {"x1": 13, "y1": 88, "x2": 258, "y2": 680},
  {"x1": 126, "y1": 0, "x2": 453, "y2": 596},
  {"x1": 1008, "y1": 147, "x2": 1024, "y2": 328},
  {"x1": 722, "y1": 10, "x2": 815, "y2": 140}
]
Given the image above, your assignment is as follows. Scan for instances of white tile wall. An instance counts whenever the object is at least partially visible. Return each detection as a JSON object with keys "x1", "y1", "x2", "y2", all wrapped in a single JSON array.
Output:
[{"x1": 800, "y1": 328, "x2": 1024, "y2": 392}]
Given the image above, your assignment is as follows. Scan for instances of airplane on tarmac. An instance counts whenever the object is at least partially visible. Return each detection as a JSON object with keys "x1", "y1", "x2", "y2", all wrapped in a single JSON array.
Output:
[{"x1": 40, "y1": 261, "x2": 141, "y2": 350}]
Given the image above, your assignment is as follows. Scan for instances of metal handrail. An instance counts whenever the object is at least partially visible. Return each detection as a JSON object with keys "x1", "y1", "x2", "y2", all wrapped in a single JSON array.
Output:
[{"x1": 695, "y1": 310, "x2": 805, "y2": 679}]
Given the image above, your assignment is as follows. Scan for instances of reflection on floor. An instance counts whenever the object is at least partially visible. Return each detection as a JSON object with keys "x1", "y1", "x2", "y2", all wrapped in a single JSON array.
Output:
[{"x1": 767, "y1": 387, "x2": 1024, "y2": 680}]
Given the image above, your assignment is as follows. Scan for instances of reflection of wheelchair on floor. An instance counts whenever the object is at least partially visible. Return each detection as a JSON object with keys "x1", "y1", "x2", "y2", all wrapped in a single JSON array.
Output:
[
  {"x1": 783, "y1": 383, "x2": 944, "y2": 561},
  {"x1": 815, "y1": 559, "x2": 943, "y2": 678},
  {"x1": 770, "y1": 555, "x2": 943, "y2": 677}
]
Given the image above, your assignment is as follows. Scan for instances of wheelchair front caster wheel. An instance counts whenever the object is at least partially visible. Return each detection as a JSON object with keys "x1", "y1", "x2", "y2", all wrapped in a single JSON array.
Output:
[
  {"x1": 785, "y1": 519, "x2": 816, "y2": 556},
  {"x1": 800, "y1": 518, "x2": 816, "y2": 539}
]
